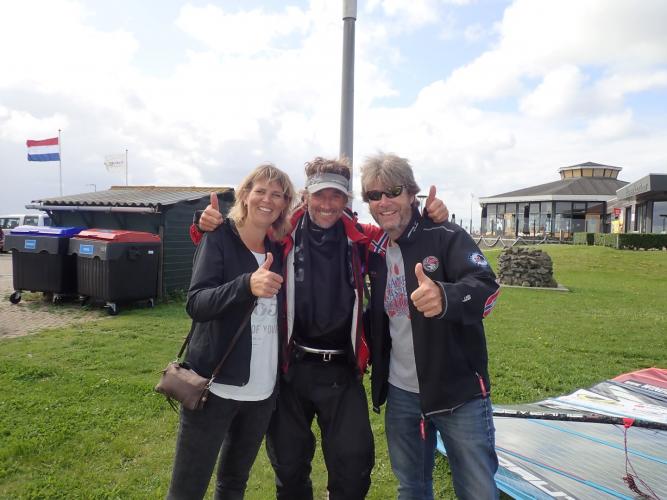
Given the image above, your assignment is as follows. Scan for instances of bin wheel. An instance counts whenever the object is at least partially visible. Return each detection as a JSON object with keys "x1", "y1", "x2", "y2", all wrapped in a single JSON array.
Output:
[
  {"x1": 52, "y1": 294, "x2": 63, "y2": 305},
  {"x1": 10, "y1": 291, "x2": 21, "y2": 304},
  {"x1": 106, "y1": 303, "x2": 119, "y2": 316},
  {"x1": 147, "y1": 298, "x2": 155, "y2": 308},
  {"x1": 79, "y1": 296, "x2": 90, "y2": 306}
]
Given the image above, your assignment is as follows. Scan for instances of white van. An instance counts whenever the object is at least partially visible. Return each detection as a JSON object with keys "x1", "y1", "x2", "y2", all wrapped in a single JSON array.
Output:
[{"x1": 0, "y1": 213, "x2": 52, "y2": 251}]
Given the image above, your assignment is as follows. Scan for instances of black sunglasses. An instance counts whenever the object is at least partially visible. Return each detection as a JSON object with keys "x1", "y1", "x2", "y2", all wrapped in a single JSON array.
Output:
[{"x1": 364, "y1": 185, "x2": 405, "y2": 201}]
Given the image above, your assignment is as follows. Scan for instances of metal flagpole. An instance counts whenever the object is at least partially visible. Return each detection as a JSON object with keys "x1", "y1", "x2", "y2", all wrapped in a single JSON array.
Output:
[
  {"x1": 340, "y1": 0, "x2": 356, "y2": 207},
  {"x1": 58, "y1": 129, "x2": 63, "y2": 196},
  {"x1": 125, "y1": 148, "x2": 128, "y2": 186}
]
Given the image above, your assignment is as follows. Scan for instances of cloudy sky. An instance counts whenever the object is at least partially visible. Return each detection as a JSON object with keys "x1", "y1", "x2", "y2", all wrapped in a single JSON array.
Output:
[{"x1": 1, "y1": 0, "x2": 666, "y2": 226}]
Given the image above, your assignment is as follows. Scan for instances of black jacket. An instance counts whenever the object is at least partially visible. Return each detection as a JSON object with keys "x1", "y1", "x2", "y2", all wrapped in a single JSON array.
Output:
[
  {"x1": 185, "y1": 221, "x2": 284, "y2": 385},
  {"x1": 367, "y1": 210, "x2": 500, "y2": 416}
]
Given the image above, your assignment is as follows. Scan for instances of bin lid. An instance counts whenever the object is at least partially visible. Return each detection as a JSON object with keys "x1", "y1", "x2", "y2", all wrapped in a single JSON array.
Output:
[
  {"x1": 75, "y1": 228, "x2": 161, "y2": 243},
  {"x1": 10, "y1": 225, "x2": 85, "y2": 237}
]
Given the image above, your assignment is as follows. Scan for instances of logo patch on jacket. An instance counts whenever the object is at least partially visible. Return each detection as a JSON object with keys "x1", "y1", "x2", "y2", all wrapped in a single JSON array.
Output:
[
  {"x1": 469, "y1": 252, "x2": 489, "y2": 267},
  {"x1": 422, "y1": 256, "x2": 439, "y2": 272}
]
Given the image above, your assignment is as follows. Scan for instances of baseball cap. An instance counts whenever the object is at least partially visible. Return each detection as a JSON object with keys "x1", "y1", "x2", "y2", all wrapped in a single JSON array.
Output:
[{"x1": 305, "y1": 172, "x2": 350, "y2": 196}]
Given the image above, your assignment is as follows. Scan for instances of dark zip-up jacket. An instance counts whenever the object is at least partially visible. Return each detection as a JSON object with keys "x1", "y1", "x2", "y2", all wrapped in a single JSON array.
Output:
[
  {"x1": 367, "y1": 209, "x2": 500, "y2": 416},
  {"x1": 281, "y1": 206, "x2": 371, "y2": 375},
  {"x1": 185, "y1": 220, "x2": 284, "y2": 386}
]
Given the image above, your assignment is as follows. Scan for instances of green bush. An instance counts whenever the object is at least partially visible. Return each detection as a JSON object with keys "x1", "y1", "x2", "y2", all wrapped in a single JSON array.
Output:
[
  {"x1": 593, "y1": 233, "x2": 619, "y2": 248},
  {"x1": 591, "y1": 232, "x2": 667, "y2": 250},
  {"x1": 617, "y1": 233, "x2": 667, "y2": 250},
  {"x1": 573, "y1": 233, "x2": 595, "y2": 245}
]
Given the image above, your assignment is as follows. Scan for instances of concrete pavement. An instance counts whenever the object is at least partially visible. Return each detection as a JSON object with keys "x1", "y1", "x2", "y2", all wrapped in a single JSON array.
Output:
[{"x1": 0, "y1": 253, "x2": 105, "y2": 339}]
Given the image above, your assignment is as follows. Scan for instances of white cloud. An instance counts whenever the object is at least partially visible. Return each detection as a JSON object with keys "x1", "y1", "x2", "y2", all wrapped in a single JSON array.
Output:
[
  {"x1": 431, "y1": 0, "x2": 667, "y2": 106},
  {"x1": 585, "y1": 109, "x2": 638, "y2": 141},
  {"x1": 176, "y1": 5, "x2": 311, "y2": 56}
]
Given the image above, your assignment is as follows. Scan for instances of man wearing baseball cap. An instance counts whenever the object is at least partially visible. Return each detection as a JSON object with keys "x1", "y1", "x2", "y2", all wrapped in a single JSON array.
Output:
[{"x1": 191, "y1": 157, "x2": 448, "y2": 499}]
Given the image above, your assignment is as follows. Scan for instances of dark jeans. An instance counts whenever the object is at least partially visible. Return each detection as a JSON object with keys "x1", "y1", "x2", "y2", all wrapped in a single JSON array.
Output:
[
  {"x1": 265, "y1": 360, "x2": 374, "y2": 500},
  {"x1": 167, "y1": 390, "x2": 277, "y2": 500}
]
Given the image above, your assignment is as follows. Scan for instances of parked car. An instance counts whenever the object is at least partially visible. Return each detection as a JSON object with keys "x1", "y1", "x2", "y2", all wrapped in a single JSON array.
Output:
[{"x1": 0, "y1": 213, "x2": 52, "y2": 251}]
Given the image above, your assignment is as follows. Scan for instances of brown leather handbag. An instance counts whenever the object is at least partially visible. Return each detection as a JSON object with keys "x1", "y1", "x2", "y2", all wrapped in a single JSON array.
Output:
[{"x1": 155, "y1": 305, "x2": 255, "y2": 411}]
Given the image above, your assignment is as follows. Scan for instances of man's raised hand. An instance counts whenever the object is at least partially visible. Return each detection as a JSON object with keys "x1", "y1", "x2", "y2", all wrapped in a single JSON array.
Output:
[
  {"x1": 199, "y1": 192, "x2": 224, "y2": 232},
  {"x1": 424, "y1": 185, "x2": 449, "y2": 224},
  {"x1": 410, "y1": 263, "x2": 444, "y2": 318},
  {"x1": 250, "y1": 252, "x2": 283, "y2": 298}
]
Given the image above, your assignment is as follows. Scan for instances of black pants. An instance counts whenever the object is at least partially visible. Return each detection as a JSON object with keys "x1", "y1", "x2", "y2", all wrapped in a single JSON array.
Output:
[
  {"x1": 265, "y1": 360, "x2": 374, "y2": 500},
  {"x1": 167, "y1": 391, "x2": 276, "y2": 500}
]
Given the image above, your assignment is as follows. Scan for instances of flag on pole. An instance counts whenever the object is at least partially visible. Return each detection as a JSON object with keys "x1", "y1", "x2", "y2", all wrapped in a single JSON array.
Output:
[
  {"x1": 27, "y1": 137, "x2": 60, "y2": 161},
  {"x1": 104, "y1": 153, "x2": 126, "y2": 172}
]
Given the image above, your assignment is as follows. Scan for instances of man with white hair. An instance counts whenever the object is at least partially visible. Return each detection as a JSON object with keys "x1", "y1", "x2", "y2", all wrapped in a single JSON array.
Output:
[{"x1": 361, "y1": 152, "x2": 500, "y2": 500}]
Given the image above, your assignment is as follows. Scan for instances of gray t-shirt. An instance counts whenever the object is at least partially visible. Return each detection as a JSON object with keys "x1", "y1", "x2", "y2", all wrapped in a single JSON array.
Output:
[{"x1": 384, "y1": 245, "x2": 420, "y2": 393}]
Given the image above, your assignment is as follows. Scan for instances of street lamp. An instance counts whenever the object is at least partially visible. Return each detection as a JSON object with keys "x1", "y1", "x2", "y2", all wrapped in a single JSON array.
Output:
[
  {"x1": 417, "y1": 194, "x2": 427, "y2": 212},
  {"x1": 86, "y1": 183, "x2": 97, "y2": 192},
  {"x1": 340, "y1": 0, "x2": 356, "y2": 208},
  {"x1": 469, "y1": 193, "x2": 474, "y2": 234}
]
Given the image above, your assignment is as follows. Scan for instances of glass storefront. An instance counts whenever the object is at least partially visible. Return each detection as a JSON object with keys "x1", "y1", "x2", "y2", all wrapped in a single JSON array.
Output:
[
  {"x1": 482, "y1": 200, "x2": 611, "y2": 237},
  {"x1": 652, "y1": 201, "x2": 667, "y2": 233}
]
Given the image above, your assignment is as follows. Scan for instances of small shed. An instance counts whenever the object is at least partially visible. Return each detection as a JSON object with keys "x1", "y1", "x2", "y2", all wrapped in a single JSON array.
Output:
[{"x1": 27, "y1": 186, "x2": 234, "y2": 297}]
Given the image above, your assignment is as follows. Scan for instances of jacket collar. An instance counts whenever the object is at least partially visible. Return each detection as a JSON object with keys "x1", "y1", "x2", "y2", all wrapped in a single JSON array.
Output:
[
  {"x1": 227, "y1": 218, "x2": 273, "y2": 253},
  {"x1": 394, "y1": 207, "x2": 422, "y2": 246},
  {"x1": 285, "y1": 205, "x2": 369, "y2": 249}
]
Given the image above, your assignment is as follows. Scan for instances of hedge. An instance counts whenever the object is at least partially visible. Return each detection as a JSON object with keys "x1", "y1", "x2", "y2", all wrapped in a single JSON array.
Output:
[
  {"x1": 616, "y1": 233, "x2": 667, "y2": 250},
  {"x1": 589, "y1": 232, "x2": 667, "y2": 250},
  {"x1": 594, "y1": 233, "x2": 619, "y2": 248},
  {"x1": 573, "y1": 233, "x2": 595, "y2": 245}
]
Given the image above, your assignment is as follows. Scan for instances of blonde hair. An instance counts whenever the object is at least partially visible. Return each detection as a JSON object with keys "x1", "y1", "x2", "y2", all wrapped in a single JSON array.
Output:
[{"x1": 228, "y1": 163, "x2": 296, "y2": 240}]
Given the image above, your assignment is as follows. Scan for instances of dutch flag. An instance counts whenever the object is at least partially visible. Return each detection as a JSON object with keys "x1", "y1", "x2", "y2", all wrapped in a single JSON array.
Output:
[{"x1": 27, "y1": 137, "x2": 60, "y2": 161}]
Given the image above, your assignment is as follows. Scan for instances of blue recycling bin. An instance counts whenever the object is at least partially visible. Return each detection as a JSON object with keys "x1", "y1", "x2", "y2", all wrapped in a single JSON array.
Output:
[{"x1": 5, "y1": 225, "x2": 84, "y2": 304}]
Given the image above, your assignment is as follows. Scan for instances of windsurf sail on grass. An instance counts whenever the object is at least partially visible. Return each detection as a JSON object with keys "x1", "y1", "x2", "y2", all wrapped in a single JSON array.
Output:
[{"x1": 437, "y1": 368, "x2": 667, "y2": 499}]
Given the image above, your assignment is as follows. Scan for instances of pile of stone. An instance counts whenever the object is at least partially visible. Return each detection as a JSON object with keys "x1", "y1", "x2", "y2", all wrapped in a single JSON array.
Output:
[{"x1": 497, "y1": 247, "x2": 557, "y2": 288}]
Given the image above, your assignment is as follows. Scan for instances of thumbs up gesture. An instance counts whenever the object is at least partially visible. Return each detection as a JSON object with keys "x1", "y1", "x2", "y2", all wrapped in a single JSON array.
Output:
[
  {"x1": 423, "y1": 185, "x2": 449, "y2": 224},
  {"x1": 250, "y1": 252, "x2": 284, "y2": 298},
  {"x1": 199, "y1": 192, "x2": 225, "y2": 232},
  {"x1": 410, "y1": 263, "x2": 443, "y2": 317}
]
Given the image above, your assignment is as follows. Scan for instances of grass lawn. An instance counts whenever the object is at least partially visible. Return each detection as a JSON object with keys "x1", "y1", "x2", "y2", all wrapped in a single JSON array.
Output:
[{"x1": 1, "y1": 245, "x2": 666, "y2": 498}]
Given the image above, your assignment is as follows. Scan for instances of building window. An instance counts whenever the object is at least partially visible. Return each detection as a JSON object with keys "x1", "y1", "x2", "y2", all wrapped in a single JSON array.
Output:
[
  {"x1": 586, "y1": 202, "x2": 603, "y2": 232},
  {"x1": 571, "y1": 202, "x2": 586, "y2": 232},
  {"x1": 653, "y1": 201, "x2": 667, "y2": 233},
  {"x1": 555, "y1": 202, "x2": 572, "y2": 235}
]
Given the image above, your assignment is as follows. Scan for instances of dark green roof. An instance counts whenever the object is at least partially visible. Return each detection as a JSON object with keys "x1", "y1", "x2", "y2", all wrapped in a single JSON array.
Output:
[
  {"x1": 490, "y1": 177, "x2": 627, "y2": 198},
  {"x1": 32, "y1": 186, "x2": 234, "y2": 208}
]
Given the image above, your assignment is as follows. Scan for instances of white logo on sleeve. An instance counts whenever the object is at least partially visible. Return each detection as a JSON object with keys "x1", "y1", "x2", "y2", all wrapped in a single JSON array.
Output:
[{"x1": 469, "y1": 252, "x2": 489, "y2": 267}]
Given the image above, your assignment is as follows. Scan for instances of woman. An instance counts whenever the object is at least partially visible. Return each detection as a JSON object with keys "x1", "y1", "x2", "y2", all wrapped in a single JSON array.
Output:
[{"x1": 168, "y1": 164, "x2": 296, "y2": 499}]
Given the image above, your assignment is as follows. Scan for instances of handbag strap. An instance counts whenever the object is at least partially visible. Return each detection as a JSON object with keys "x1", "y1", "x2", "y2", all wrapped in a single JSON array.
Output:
[
  {"x1": 176, "y1": 300, "x2": 257, "y2": 381},
  {"x1": 176, "y1": 322, "x2": 196, "y2": 360},
  {"x1": 209, "y1": 301, "x2": 256, "y2": 381}
]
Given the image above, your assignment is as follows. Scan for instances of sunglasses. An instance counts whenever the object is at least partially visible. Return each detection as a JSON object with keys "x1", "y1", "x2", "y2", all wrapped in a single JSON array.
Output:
[{"x1": 364, "y1": 185, "x2": 405, "y2": 201}]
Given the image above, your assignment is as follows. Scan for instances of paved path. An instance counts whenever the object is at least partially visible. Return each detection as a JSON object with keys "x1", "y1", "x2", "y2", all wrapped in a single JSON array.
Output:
[{"x1": 0, "y1": 253, "x2": 106, "y2": 339}]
